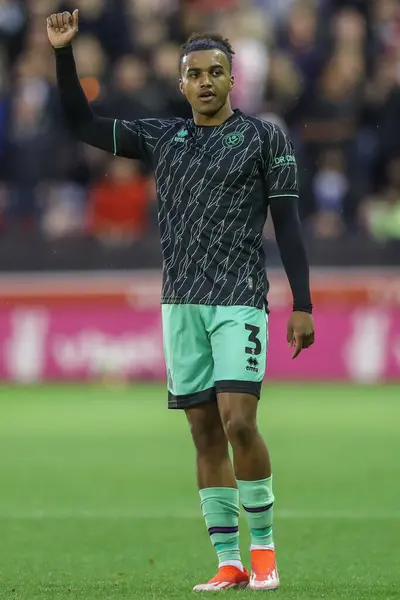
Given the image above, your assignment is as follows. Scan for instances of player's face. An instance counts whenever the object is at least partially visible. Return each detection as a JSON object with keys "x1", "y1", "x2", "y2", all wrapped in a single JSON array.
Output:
[{"x1": 179, "y1": 50, "x2": 234, "y2": 116}]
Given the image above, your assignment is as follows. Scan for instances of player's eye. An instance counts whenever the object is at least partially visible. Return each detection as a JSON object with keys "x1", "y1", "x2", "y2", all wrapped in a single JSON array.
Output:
[
  {"x1": 189, "y1": 72, "x2": 198, "y2": 78},
  {"x1": 212, "y1": 70, "x2": 223, "y2": 77}
]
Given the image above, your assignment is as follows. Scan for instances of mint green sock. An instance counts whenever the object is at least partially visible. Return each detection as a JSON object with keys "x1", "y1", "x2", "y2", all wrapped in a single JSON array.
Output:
[
  {"x1": 200, "y1": 487, "x2": 242, "y2": 566},
  {"x1": 237, "y1": 476, "x2": 274, "y2": 549}
]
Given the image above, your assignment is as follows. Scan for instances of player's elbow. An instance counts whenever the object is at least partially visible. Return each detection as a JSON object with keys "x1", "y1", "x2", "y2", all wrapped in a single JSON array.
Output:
[
  {"x1": 272, "y1": 206, "x2": 304, "y2": 253},
  {"x1": 68, "y1": 120, "x2": 98, "y2": 146}
]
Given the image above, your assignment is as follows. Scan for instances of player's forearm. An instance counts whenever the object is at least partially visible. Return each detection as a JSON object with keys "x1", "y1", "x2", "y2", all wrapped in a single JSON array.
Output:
[
  {"x1": 54, "y1": 45, "x2": 113, "y2": 151},
  {"x1": 270, "y1": 197, "x2": 312, "y2": 313}
]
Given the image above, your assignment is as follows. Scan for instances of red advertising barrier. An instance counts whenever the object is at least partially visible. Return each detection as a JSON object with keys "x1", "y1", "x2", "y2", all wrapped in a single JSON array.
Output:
[
  {"x1": 0, "y1": 269, "x2": 399, "y2": 382},
  {"x1": 1, "y1": 268, "x2": 400, "y2": 308},
  {"x1": 0, "y1": 304, "x2": 399, "y2": 383}
]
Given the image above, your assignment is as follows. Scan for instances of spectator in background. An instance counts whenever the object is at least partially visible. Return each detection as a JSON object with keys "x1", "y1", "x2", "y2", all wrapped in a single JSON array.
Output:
[
  {"x1": 0, "y1": 0, "x2": 26, "y2": 66},
  {"x1": 361, "y1": 156, "x2": 400, "y2": 242},
  {"x1": 300, "y1": 9, "x2": 366, "y2": 156},
  {"x1": 61, "y1": 0, "x2": 131, "y2": 61},
  {"x1": 86, "y1": 158, "x2": 152, "y2": 247},
  {"x1": 371, "y1": 0, "x2": 400, "y2": 58},
  {"x1": 2, "y1": 0, "x2": 400, "y2": 257},
  {"x1": 262, "y1": 50, "x2": 302, "y2": 126},
  {"x1": 299, "y1": 45, "x2": 365, "y2": 217},
  {"x1": 184, "y1": 0, "x2": 237, "y2": 14},
  {"x1": 40, "y1": 181, "x2": 86, "y2": 239},
  {"x1": 0, "y1": 181, "x2": 7, "y2": 231},
  {"x1": 279, "y1": 1, "x2": 324, "y2": 94},
  {"x1": 98, "y1": 55, "x2": 160, "y2": 120},
  {"x1": 252, "y1": 0, "x2": 295, "y2": 26},
  {"x1": 181, "y1": 2, "x2": 208, "y2": 38},
  {"x1": 361, "y1": 53, "x2": 400, "y2": 191},
  {"x1": 126, "y1": 0, "x2": 170, "y2": 55},
  {"x1": 333, "y1": 6, "x2": 367, "y2": 54},
  {"x1": 72, "y1": 33, "x2": 107, "y2": 103},
  {"x1": 311, "y1": 149, "x2": 350, "y2": 239},
  {"x1": 0, "y1": 46, "x2": 9, "y2": 165},
  {"x1": 222, "y1": 8, "x2": 271, "y2": 115},
  {"x1": 152, "y1": 42, "x2": 192, "y2": 118},
  {"x1": 5, "y1": 50, "x2": 63, "y2": 230},
  {"x1": 366, "y1": 52, "x2": 400, "y2": 188}
]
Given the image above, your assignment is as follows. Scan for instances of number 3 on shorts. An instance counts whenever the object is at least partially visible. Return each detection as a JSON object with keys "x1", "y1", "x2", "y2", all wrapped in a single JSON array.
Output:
[{"x1": 245, "y1": 324, "x2": 262, "y2": 356}]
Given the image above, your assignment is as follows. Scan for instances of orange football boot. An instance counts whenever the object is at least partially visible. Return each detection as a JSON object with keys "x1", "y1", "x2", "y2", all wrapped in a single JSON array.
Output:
[
  {"x1": 249, "y1": 549, "x2": 280, "y2": 591},
  {"x1": 193, "y1": 565, "x2": 250, "y2": 591}
]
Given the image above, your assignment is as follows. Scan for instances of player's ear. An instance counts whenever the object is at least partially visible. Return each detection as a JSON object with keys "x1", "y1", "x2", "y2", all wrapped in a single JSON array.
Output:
[
  {"x1": 179, "y1": 78, "x2": 185, "y2": 96},
  {"x1": 229, "y1": 75, "x2": 234, "y2": 91}
]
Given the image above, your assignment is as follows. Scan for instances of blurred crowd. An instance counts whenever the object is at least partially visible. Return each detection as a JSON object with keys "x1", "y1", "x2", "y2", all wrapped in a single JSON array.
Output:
[{"x1": 1, "y1": 0, "x2": 400, "y2": 255}]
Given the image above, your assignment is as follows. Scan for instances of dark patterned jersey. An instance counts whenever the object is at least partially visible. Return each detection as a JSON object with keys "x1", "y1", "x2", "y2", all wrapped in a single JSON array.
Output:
[{"x1": 113, "y1": 109, "x2": 299, "y2": 309}]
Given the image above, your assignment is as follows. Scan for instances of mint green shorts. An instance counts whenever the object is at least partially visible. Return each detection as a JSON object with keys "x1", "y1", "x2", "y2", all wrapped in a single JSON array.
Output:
[{"x1": 161, "y1": 304, "x2": 268, "y2": 409}]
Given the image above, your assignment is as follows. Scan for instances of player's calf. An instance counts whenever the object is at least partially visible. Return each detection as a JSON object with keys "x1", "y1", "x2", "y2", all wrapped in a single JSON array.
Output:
[
  {"x1": 186, "y1": 403, "x2": 236, "y2": 489},
  {"x1": 186, "y1": 404, "x2": 245, "y2": 574},
  {"x1": 217, "y1": 392, "x2": 278, "y2": 589},
  {"x1": 218, "y1": 392, "x2": 271, "y2": 481}
]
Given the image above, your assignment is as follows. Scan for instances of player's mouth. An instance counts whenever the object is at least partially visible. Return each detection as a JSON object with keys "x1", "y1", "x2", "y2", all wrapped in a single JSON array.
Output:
[{"x1": 198, "y1": 90, "x2": 216, "y2": 102}]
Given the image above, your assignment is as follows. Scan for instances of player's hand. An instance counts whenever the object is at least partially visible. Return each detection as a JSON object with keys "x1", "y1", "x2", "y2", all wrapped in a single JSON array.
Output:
[
  {"x1": 287, "y1": 311, "x2": 314, "y2": 359},
  {"x1": 46, "y1": 10, "x2": 79, "y2": 48}
]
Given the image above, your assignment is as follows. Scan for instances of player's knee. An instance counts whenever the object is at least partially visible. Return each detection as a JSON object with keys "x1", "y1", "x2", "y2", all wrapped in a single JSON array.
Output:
[
  {"x1": 188, "y1": 418, "x2": 226, "y2": 456},
  {"x1": 224, "y1": 416, "x2": 257, "y2": 449},
  {"x1": 192, "y1": 425, "x2": 226, "y2": 456}
]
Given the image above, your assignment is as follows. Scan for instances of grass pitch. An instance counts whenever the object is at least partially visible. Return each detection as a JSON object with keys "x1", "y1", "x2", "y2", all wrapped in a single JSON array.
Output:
[{"x1": 0, "y1": 383, "x2": 399, "y2": 599}]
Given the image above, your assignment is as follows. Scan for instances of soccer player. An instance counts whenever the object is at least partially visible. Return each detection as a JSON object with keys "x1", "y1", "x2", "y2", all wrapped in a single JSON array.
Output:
[{"x1": 47, "y1": 10, "x2": 314, "y2": 591}]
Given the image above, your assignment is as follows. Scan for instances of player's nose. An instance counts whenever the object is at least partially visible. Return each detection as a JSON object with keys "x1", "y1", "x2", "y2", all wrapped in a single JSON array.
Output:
[{"x1": 199, "y1": 74, "x2": 212, "y2": 87}]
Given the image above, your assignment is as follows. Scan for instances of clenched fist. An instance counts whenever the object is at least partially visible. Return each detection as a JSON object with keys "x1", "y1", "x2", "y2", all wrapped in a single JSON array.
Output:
[{"x1": 46, "y1": 9, "x2": 79, "y2": 48}]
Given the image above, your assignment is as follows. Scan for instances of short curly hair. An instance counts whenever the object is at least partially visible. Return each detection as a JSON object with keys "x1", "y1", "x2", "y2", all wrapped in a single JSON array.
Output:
[{"x1": 180, "y1": 33, "x2": 235, "y2": 72}]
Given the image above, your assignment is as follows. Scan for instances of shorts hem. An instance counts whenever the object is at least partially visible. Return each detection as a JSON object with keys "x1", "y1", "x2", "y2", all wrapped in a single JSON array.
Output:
[
  {"x1": 215, "y1": 380, "x2": 262, "y2": 399},
  {"x1": 168, "y1": 386, "x2": 217, "y2": 410}
]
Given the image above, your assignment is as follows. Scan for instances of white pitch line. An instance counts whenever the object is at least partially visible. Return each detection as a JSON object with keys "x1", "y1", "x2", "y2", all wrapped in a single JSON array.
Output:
[{"x1": 0, "y1": 509, "x2": 399, "y2": 520}]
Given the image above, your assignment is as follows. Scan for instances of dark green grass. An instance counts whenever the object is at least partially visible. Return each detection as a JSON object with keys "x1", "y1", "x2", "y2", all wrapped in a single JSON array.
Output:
[{"x1": 0, "y1": 383, "x2": 399, "y2": 599}]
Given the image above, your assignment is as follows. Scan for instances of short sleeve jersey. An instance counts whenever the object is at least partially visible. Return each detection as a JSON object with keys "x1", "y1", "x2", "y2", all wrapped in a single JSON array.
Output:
[{"x1": 114, "y1": 109, "x2": 298, "y2": 309}]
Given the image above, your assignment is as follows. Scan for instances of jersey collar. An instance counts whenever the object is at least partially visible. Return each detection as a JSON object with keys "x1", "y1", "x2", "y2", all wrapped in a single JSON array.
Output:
[{"x1": 189, "y1": 108, "x2": 243, "y2": 129}]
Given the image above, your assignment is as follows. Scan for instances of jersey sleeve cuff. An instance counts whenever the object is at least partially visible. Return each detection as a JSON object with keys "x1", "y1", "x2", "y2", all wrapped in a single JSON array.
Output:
[
  {"x1": 293, "y1": 303, "x2": 313, "y2": 314},
  {"x1": 269, "y1": 190, "x2": 299, "y2": 199},
  {"x1": 113, "y1": 119, "x2": 118, "y2": 156},
  {"x1": 53, "y1": 45, "x2": 73, "y2": 55}
]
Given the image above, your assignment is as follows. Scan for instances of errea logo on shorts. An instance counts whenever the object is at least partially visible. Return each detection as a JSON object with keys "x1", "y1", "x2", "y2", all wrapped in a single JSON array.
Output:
[
  {"x1": 246, "y1": 356, "x2": 259, "y2": 373},
  {"x1": 174, "y1": 128, "x2": 188, "y2": 142}
]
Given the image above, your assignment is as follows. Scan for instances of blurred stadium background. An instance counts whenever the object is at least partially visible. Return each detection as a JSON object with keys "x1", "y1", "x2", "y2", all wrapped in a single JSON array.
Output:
[{"x1": 0, "y1": 1, "x2": 400, "y2": 599}]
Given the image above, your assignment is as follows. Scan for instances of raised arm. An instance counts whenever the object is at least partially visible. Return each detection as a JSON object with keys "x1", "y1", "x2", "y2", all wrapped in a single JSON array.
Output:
[{"x1": 47, "y1": 10, "x2": 114, "y2": 152}]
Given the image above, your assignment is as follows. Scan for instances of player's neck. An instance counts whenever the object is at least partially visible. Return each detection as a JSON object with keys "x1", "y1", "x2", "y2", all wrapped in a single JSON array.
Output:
[{"x1": 192, "y1": 101, "x2": 234, "y2": 127}]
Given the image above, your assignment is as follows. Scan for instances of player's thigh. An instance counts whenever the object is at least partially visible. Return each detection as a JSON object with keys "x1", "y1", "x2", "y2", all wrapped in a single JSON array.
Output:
[
  {"x1": 208, "y1": 305, "x2": 268, "y2": 399},
  {"x1": 161, "y1": 304, "x2": 215, "y2": 409}
]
